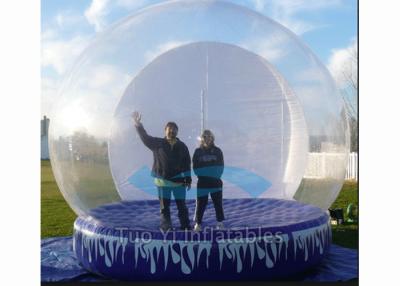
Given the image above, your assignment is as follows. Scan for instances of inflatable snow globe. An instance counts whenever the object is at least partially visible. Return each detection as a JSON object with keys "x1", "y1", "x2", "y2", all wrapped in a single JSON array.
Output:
[{"x1": 49, "y1": 0, "x2": 350, "y2": 281}]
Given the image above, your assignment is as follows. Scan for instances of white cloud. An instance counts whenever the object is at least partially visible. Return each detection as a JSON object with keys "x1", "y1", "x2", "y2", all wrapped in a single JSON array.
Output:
[
  {"x1": 51, "y1": 63, "x2": 132, "y2": 138},
  {"x1": 84, "y1": 0, "x2": 157, "y2": 32},
  {"x1": 241, "y1": 33, "x2": 289, "y2": 63},
  {"x1": 81, "y1": 0, "x2": 345, "y2": 36},
  {"x1": 250, "y1": 0, "x2": 344, "y2": 35},
  {"x1": 295, "y1": 65, "x2": 327, "y2": 83},
  {"x1": 41, "y1": 77, "x2": 60, "y2": 118},
  {"x1": 84, "y1": 0, "x2": 111, "y2": 32},
  {"x1": 85, "y1": 64, "x2": 131, "y2": 91},
  {"x1": 55, "y1": 10, "x2": 83, "y2": 29},
  {"x1": 116, "y1": 0, "x2": 152, "y2": 9},
  {"x1": 41, "y1": 0, "x2": 158, "y2": 121},
  {"x1": 41, "y1": 31, "x2": 90, "y2": 75},
  {"x1": 42, "y1": 7, "x2": 94, "y2": 118},
  {"x1": 267, "y1": 0, "x2": 343, "y2": 14},
  {"x1": 327, "y1": 38, "x2": 357, "y2": 89},
  {"x1": 251, "y1": 0, "x2": 266, "y2": 12},
  {"x1": 251, "y1": 42, "x2": 285, "y2": 62},
  {"x1": 41, "y1": 29, "x2": 57, "y2": 41},
  {"x1": 41, "y1": 31, "x2": 91, "y2": 117},
  {"x1": 144, "y1": 40, "x2": 189, "y2": 62}
]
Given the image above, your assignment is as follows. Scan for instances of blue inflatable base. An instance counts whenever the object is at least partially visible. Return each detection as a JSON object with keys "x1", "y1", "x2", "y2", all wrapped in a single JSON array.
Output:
[{"x1": 71, "y1": 198, "x2": 337, "y2": 280}]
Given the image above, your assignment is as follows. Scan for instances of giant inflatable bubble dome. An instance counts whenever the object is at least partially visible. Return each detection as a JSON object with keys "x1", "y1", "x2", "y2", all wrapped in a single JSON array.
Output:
[{"x1": 49, "y1": 0, "x2": 350, "y2": 281}]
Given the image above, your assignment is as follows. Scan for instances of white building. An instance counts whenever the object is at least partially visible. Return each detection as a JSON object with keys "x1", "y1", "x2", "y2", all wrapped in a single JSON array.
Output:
[{"x1": 41, "y1": 116, "x2": 50, "y2": 159}]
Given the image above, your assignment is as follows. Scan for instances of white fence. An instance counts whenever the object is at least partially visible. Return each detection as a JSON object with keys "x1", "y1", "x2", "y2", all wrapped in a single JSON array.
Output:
[
  {"x1": 304, "y1": 152, "x2": 358, "y2": 181},
  {"x1": 345, "y1": 152, "x2": 358, "y2": 180}
]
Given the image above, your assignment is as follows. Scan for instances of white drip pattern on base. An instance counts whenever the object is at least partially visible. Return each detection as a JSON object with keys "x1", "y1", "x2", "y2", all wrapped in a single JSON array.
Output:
[{"x1": 74, "y1": 222, "x2": 331, "y2": 275}]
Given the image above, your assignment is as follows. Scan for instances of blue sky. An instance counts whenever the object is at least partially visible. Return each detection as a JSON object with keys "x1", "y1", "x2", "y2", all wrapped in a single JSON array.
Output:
[{"x1": 41, "y1": 0, "x2": 357, "y2": 117}]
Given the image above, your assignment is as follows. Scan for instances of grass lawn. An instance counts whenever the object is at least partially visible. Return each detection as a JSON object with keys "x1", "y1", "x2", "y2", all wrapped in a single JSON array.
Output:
[
  {"x1": 41, "y1": 160, "x2": 76, "y2": 237},
  {"x1": 330, "y1": 180, "x2": 358, "y2": 249},
  {"x1": 41, "y1": 160, "x2": 358, "y2": 249}
]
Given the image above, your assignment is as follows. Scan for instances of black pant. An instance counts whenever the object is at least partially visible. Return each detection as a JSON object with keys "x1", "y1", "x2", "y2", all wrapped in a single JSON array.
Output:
[
  {"x1": 158, "y1": 186, "x2": 190, "y2": 230},
  {"x1": 194, "y1": 188, "x2": 224, "y2": 224}
]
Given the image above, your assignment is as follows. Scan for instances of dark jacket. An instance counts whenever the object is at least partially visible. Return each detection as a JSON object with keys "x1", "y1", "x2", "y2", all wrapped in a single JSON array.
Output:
[
  {"x1": 193, "y1": 145, "x2": 224, "y2": 188},
  {"x1": 135, "y1": 123, "x2": 191, "y2": 184}
]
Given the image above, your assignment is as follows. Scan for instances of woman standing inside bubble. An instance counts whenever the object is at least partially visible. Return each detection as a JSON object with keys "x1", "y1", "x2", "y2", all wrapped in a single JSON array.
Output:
[{"x1": 193, "y1": 130, "x2": 225, "y2": 231}]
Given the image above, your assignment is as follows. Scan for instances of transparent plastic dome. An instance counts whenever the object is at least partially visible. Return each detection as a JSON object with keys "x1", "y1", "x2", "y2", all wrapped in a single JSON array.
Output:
[{"x1": 49, "y1": 0, "x2": 349, "y2": 216}]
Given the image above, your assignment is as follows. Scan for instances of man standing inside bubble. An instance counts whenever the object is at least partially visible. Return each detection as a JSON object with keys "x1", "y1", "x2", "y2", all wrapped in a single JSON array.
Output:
[
  {"x1": 193, "y1": 129, "x2": 225, "y2": 231},
  {"x1": 132, "y1": 111, "x2": 192, "y2": 231}
]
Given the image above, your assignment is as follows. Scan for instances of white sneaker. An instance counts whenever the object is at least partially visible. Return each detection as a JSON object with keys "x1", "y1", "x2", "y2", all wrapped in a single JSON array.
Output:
[
  {"x1": 216, "y1": 222, "x2": 224, "y2": 230},
  {"x1": 194, "y1": 223, "x2": 202, "y2": 232}
]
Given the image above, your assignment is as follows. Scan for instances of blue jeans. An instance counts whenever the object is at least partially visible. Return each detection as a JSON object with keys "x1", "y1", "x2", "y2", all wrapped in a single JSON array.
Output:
[{"x1": 157, "y1": 186, "x2": 190, "y2": 230}]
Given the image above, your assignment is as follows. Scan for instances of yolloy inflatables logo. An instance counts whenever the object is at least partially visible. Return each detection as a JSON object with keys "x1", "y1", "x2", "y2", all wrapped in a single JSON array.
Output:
[{"x1": 114, "y1": 226, "x2": 284, "y2": 244}]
